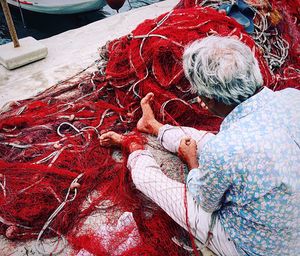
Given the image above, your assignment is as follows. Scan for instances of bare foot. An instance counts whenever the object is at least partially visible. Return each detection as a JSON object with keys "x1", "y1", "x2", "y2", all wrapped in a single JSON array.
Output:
[
  {"x1": 99, "y1": 131, "x2": 123, "y2": 147},
  {"x1": 99, "y1": 131, "x2": 144, "y2": 153},
  {"x1": 137, "y1": 93, "x2": 163, "y2": 135}
]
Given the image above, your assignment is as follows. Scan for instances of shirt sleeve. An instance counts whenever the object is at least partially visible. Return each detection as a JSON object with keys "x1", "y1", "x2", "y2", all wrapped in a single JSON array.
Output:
[{"x1": 186, "y1": 142, "x2": 232, "y2": 213}]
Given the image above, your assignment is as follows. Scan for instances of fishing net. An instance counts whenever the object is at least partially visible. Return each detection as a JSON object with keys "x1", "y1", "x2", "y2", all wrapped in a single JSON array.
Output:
[{"x1": 0, "y1": 0, "x2": 299, "y2": 255}]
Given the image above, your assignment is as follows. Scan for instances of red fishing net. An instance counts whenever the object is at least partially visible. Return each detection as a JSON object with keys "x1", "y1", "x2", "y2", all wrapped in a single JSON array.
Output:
[{"x1": 0, "y1": 0, "x2": 299, "y2": 255}]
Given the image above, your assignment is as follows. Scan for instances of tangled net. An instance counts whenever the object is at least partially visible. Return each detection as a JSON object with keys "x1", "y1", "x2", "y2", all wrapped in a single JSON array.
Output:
[{"x1": 0, "y1": 0, "x2": 299, "y2": 255}]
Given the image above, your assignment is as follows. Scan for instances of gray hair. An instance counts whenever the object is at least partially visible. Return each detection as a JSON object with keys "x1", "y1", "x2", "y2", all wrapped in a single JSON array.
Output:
[{"x1": 183, "y1": 36, "x2": 263, "y2": 105}]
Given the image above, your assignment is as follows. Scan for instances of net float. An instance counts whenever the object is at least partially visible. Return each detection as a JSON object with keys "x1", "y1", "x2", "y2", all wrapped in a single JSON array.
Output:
[{"x1": 106, "y1": 0, "x2": 126, "y2": 12}]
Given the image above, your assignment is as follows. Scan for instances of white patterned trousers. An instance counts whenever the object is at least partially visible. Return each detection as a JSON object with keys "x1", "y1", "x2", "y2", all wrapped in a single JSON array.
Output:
[{"x1": 127, "y1": 125, "x2": 239, "y2": 256}]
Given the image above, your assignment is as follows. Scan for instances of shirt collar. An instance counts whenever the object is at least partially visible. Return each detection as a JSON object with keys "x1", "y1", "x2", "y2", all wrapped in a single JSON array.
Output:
[{"x1": 220, "y1": 87, "x2": 274, "y2": 131}]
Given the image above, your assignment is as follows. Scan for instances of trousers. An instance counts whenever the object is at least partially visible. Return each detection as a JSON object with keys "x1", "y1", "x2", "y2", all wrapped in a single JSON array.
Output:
[{"x1": 127, "y1": 125, "x2": 239, "y2": 256}]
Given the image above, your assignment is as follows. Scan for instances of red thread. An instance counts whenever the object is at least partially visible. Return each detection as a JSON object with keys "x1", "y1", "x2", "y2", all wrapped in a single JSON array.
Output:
[{"x1": 0, "y1": 2, "x2": 299, "y2": 255}]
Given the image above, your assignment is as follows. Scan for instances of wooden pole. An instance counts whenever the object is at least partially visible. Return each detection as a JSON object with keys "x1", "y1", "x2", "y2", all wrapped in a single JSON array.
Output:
[{"x1": 0, "y1": 0, "x2": 20, "y2": 48}]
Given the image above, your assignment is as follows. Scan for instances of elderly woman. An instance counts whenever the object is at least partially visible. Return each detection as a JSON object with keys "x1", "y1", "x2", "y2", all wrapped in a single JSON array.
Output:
[{"x1": 100, "y1": 36, "x2": 300, "y2": 256}]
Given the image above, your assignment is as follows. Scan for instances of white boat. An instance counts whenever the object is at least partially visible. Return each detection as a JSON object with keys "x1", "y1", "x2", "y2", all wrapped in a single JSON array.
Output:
[{"x1": 7, "y1": 0, "x2": 107, "y2": 15}]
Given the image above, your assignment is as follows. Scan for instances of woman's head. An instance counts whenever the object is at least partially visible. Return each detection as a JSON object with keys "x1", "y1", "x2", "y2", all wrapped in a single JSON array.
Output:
[{"x1": 183, "y1": 36, "x2": 263, "y2": 106}]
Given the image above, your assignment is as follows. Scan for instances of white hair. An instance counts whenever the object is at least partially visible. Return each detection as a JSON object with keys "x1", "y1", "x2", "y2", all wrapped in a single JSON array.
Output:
[{"x1": 183, "y1": 36, "x2": 263, "y2": 105}]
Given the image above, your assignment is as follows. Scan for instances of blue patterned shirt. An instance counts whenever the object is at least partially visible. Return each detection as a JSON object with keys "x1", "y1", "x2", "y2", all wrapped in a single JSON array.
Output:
[{"x1": 187, "y1": 87, "x2": 300, "y2": 255}]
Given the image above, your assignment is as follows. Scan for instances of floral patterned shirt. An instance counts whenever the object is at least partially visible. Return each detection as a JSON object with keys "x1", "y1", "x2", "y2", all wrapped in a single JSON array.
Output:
[{"x1": 187, "y1": 87, "x2": 300, "y2": 255}]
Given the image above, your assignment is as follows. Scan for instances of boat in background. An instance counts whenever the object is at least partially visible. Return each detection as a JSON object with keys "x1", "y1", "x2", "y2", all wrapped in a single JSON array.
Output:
[{"x1": 7, "y1": 0, "x2": 107, "y2": 15}]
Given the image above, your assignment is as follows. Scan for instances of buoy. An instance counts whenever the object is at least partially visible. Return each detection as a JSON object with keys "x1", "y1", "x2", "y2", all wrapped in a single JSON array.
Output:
[{"x1": 106, "y1": 0, "x2": 126, "y2": 12}]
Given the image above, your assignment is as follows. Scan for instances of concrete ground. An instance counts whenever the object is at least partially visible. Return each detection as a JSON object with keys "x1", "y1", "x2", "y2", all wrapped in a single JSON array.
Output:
[{"x1": 0, "y1": 0, "x2": 178, "y2": 108}]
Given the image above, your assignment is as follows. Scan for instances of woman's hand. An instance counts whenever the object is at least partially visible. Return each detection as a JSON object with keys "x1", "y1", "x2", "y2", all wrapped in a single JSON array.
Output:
[{"x1": 178, "y1": 137, "x2": 199, "y2": 170}]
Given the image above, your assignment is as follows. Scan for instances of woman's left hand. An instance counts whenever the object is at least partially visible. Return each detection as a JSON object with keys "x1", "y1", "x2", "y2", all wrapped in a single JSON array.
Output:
[{"x1": 178, "y1": 137, "x2": 199, "y2": 170}]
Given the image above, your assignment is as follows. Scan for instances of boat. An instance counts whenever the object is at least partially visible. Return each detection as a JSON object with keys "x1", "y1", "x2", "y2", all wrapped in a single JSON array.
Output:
[{"x1": 7, "y1": 0, "x2": 107, "y2": 15}]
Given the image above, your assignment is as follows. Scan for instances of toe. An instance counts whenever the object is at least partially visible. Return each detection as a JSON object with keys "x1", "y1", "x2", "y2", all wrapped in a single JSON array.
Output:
[
  {"x1": 100, "y1": 131, "x2": 114, "y2": 139},
  {"x1": 141, "y1": 92, "x2": 154, "y2": 104}
]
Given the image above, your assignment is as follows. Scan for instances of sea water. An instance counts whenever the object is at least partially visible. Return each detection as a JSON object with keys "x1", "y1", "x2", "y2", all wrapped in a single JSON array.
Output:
[{"x1": 0, "y1": 0, "x2": 163, "y2": 45}]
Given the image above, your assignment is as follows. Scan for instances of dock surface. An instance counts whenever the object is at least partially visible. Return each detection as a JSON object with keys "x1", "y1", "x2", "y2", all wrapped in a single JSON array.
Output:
[{"x1": 0, "y1": 0, "x2": 178, "y2": 108}]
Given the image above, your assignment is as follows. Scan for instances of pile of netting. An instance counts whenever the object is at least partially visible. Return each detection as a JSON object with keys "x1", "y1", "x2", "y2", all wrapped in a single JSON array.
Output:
[{"x1": 0, "y1": 0, "x2": 299, "y2": 255}]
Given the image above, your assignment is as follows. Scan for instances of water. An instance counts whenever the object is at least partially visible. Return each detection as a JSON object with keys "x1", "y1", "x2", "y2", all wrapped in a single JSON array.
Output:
[{"x1": 0, "y1": 0, "x2": 162, "y2": 45}]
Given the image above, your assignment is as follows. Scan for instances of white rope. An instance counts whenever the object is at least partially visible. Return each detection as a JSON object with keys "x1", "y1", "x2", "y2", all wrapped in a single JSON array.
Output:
[
  {"x1": 0, "y1": 132, "x2": 22, "y2": 138},
  {"x1": 128, "y1": 10, "x2": 175, "y2": 99},
  {"x1": 0, "y1": 174, "x2": 6, "y2": 198},
  {"x1": 160, "y1": 98, "x2": 193, "y2": 122},
  {"x1": 199, "y1": 0, "x2": 289, "y2": 71},
  {"x1": 133, "y1": 34, "x2": 184, "y2": 48},
  {"x1": 90, "y1": 71, "x2": 97, "y2": 91},
  {"x1": 2, "y1": 126, "x2": 17, "y2": 132},
  {"x1": 35, "y1": 151, "x2": 59, "y2": 165},
  {"x1": 17, "y1": 177, "x2": 45, "y2": 194},
  {"x1": 115, "y1": 95, "x2": 125, "y2": 108},
  {"x1": 35, "y1": 173, "x2": 83, "y2": 255},
  {"x1": 0, "y1": 216, "x2": 32, "y2": 229},
  {"x1": 57, "y1": 122, "x2": 81, "y2": 137},
  {"x1": 16, "y1": 105, "x2": 27, "y2": 115},
  {"x1": 0, "y1": 101, "x2": 21, "y2": 115},
  {"x1": 48, "y1": 145, "x2": 70, "y2": 168},
  {"x1": 95, "y1": 109, "x2": 113, "y2": 129},
  {"x1": 86, "y1": 193, "x2": 114, "y2": 210},
  {"x1": 0, "y1": 142, "x2": 32, "y2": 149},
  {"x1": 80, "y1": 126, "x2": 101, "y2": 138}
]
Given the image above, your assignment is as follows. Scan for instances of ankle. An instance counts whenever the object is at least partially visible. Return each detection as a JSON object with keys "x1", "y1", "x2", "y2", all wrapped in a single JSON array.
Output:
[{"x1": 149, "y1": 120, "x2": 163, "y2": 136}]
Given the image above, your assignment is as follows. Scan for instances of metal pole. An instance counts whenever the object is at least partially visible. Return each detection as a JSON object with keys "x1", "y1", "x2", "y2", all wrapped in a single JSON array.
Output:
[{"x1": 0, "y1": 0, "x2": 20, "y2": 48}]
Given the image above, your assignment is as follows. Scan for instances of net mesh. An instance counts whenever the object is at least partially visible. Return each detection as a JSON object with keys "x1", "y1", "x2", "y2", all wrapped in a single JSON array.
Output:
[{"x1": 0, "y1": 0, "x2": 299, "y2": 255}]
